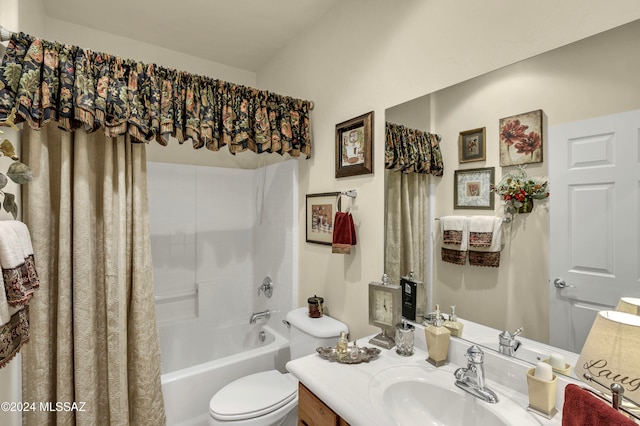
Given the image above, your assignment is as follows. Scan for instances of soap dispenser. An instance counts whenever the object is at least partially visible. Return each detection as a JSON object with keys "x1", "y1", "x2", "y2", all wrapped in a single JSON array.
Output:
[
  {"x1": 443, "y1": 305, "x2": 464, "y2": 338},
  {"x1": 425, "y1": 304, "x2": 451, "y2": 367}
]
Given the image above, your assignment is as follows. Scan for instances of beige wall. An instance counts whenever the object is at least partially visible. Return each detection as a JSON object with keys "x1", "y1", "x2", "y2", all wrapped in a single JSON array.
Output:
[{"x1": 257, "y1": 0, "x2": 640, "y2": 339}]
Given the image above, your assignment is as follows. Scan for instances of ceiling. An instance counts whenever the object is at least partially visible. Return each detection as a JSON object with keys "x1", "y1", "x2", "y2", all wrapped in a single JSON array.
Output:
[{"x1": 43, "y1": 0, "x2": 340, "y2": 72}]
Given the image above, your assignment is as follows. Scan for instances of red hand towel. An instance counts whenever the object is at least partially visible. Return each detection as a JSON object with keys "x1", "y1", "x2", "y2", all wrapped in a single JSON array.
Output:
[
  {"x1": 332, "y1": 212, "x2": 356, "y2": 254},
  {"x1": 562, "y1": 384, "x2": 636, "y2": 426}
]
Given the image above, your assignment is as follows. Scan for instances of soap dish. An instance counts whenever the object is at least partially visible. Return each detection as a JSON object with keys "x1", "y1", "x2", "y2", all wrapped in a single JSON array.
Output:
[
  {"x1": 316, "y1": 346, "x2": 381, "y2": 364},
  {"x1": 542, "y1": 359, "x2": 572, "y2": 376}
]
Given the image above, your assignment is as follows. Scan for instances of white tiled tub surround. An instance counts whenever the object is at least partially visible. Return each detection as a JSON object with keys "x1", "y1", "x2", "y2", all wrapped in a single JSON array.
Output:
[{"x1": 147, "y1": 159, "x2": 298, "y2": 425}]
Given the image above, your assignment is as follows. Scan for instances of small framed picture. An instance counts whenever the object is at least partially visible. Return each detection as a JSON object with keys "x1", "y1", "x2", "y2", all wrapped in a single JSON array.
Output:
[
  {"x1": 458, "y1": 127, "x2": 486, "y2": 163},
  {"x1": 335, "y1": 111, "x2": 374, "y2": 178},
  {"x1": 499, "y1": 109, "x2": 543, "y2": 166},
  {"x1": 306, "y1": 192, "x2": 340, "y2": 245},
  {"x1": 454, "y1": 167, "x2": 495, "y2": 210}
]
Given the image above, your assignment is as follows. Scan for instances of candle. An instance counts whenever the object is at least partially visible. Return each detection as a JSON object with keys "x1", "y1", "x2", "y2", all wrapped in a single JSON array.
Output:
[
  {"x1": 534, "y1": 361, "x2": 553, "y2": 381},
  {"x1": 549, "y1": 353, "x2": 565, "y2": 369}
]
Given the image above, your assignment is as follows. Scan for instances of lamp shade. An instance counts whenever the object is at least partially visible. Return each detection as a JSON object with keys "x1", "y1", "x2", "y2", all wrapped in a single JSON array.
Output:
[
  {"x1": 575, "y1": 311, "x2": 640, "y2": 401},
  {"x1": 616, "y1": 297, "x2": 640, "y2": 315}
]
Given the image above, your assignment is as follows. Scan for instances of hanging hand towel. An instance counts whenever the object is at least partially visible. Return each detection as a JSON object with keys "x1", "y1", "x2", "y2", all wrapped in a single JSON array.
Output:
[
  {"x1": 0, "y1": 221, "x2": 39, "y2": 307},
  {"x1": 561, "y1": 384, "x2": 636, "y2": 426},
  {"x1": 332, "y1": 212, "x2": 356, "y2": 254},
  {"x1": 468, "y1": 216, "x2": 503, "y2": 267},
  {"x1": 468, "y1": 216, "x2": 496, "y2": 248},
  {"x1": 440, "y1": 216, "x2": 468, "y2": 265}
]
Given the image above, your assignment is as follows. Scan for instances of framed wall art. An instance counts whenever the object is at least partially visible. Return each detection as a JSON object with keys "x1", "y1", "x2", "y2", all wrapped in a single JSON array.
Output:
[
  {"x1": 454, "y1": 167, "x2": 495, "y2": 210},
  {"x1": 335, "y1": 111, "x2": 374, "y2": 178},
  {"x1": 306, "y1": 192, "x2": 340, "y2": 245},
  {"x1": 499, "y1": 109, "x2": 543, "y2": 166},
  {"x1": 458, "y1": 127, "x2": 486, "y2": 163}
]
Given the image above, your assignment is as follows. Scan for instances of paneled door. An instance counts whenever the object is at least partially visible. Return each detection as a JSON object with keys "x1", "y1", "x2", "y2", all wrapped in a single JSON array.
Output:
[{"x1": 549, "y1": 109, "x2": 640, "y2": 353}]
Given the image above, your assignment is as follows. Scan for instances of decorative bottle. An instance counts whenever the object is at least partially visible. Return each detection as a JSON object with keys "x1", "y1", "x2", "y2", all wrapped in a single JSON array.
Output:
[
  {"x1": 425, "y1": 304, "x2": 451, "y2": 367},
  {"x1": 443, "y1": 305, "x2": 464, "y2": 338},
  {"x1": 336, "y1": 331, "x2": 348, "y2": 360}
]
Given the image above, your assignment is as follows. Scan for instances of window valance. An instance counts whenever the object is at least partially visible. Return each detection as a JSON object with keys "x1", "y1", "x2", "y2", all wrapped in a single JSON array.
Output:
[
  {"x1": 385, "y1": 122, "x2": 443, "y2": 175},
  {"x1": 0, "y1": 32, "x2": 312, "y2": 158}
]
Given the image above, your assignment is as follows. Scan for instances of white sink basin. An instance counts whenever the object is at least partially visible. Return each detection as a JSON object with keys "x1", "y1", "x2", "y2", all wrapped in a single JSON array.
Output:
[{"x1": 368, "y1": 365, "x2": 541, "y2": 426}]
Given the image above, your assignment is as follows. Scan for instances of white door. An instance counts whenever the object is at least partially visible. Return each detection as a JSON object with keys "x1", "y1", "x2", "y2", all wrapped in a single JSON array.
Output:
[{"x1": 549, "y1": 109, "x2": 640, "y2": 353}]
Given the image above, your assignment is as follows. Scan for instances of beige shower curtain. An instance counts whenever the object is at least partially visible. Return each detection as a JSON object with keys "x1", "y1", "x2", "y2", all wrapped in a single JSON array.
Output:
[
  {"x1": 384, "y1": 170, "x2": 428, "y2": 285},
  {"x1": 20, "y1": 123, "x2": 166, "y2": 425}
]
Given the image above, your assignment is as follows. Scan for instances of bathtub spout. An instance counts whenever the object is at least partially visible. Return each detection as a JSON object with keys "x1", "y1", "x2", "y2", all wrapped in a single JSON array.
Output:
[{"x1": 249, "y1": 309, "x2": 271, "y2": 324}]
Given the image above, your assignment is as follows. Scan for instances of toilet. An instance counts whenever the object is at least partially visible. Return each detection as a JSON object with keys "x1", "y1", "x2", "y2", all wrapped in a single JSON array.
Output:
[{"x1": 208, "y1": 307, "x2": 349, "y2": 426}]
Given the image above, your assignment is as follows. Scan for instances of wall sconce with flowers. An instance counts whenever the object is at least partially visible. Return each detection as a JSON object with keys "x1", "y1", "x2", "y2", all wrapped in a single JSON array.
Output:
[{"x1": 491, "y1": 165, "x2": 549, "y2": 215}]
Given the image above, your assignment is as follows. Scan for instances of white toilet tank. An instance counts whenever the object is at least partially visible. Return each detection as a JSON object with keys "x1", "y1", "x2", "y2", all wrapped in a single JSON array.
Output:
[{"x1": 286, "y1": 307, "x2": 349, "y2": 359}]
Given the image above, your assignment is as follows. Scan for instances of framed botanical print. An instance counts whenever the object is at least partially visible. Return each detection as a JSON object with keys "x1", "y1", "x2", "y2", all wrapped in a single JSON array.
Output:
[
  {"x1": 458, "y1": 127, "x2": 486, "y2": 163},
  {"x1": 499, "y1": 109, "x2": 543, "y2": 166},
  {"x1": 454, "y1": 167, "x2": 495, "y2": 210}
]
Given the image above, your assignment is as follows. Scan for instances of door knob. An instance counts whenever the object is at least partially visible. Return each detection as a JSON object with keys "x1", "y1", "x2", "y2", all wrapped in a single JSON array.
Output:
[{"x1": 553, "y1": 278, "x2": 575, "y2": 289}]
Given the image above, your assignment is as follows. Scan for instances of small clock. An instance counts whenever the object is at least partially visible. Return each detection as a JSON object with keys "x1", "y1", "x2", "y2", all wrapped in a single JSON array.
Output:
[{"x1": 368, "y1": 281, "x2": 402, "y2": 349}]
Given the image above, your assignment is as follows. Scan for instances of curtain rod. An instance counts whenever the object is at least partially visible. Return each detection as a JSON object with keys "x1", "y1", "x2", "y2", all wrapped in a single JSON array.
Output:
[{"x1": 0, "y1": 25, "x2": 316, "y2": 111}]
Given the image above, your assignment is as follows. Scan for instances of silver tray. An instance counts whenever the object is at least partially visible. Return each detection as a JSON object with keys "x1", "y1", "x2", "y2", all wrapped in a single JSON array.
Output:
[{"x1": 316, "y1": 346, "x2": 381, "y2": 364}]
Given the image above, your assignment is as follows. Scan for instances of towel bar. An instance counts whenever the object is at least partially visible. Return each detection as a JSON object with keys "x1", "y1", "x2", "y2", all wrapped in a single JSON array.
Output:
[
  {"x1": 435, "y1": 216, "x2": 511, "y2": 223},
  {"x1": 582, "y1": 373, "x2": 640, "y2": 421}
]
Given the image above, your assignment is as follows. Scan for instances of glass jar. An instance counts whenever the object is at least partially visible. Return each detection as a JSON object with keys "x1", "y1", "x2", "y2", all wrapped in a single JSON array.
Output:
[{"x1": 308, "y1": 295, "x2": 324, "y2": 318}]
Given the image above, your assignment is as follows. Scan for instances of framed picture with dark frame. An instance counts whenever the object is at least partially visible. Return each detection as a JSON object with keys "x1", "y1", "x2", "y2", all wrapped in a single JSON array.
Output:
[
  {"x1": 499, "y1": 109, "x2": 544, "y2": 166},
  {"x1": 305, "y1": 192, "x2": 340, "y2": 245},
  {"x1": 335, "y1": 111, "x2": 374, "y2": 178},
  {"x1": 458, "y1": 127, "x2": 486, "y2": 163},
  {"x1": 454, "y1": 167, "x2": 495, "y2": 210}
]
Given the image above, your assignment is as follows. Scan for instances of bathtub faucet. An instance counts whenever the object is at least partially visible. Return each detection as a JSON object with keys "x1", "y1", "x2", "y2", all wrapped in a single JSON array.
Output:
[{"x1": 249, "y1": 309, "x2": 271, "y2": 324}]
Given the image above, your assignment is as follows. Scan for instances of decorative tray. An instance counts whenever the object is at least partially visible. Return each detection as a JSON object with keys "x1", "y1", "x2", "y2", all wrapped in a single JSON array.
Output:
[{"x1": 316, "y1": 346, "x2": 381, "y2": 364}]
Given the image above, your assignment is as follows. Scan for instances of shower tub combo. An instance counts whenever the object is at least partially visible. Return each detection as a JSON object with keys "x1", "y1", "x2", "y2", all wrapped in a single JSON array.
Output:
[{"x1": 160, "y1": 319, "x2": 290, "y2": 425}]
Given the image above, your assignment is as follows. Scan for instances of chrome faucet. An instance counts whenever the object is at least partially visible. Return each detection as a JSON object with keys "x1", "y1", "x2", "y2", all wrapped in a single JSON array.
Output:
[
  {"x1": 249, "y1": 309, "x2": 271, "y2": 324},
  {"x1": 498, "y1": 327, "x2": 523, "y2": 357},
  {"x1": 454, "y1": 345, "x2": 499, "y2": 403}
]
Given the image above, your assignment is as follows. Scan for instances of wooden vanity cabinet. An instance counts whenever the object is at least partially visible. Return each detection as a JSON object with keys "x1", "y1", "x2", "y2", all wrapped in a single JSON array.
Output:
[{"x1": 297, "y1": 382, "x2": 350, "y2": 426}]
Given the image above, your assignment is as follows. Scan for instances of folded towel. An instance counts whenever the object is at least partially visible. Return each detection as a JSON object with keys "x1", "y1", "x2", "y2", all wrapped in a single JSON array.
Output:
[
  {"x1": 468, "y1": 216, "x2": 495, "y2": 248},
  {"x1": 562, "y1": 384, "x2": 636, "y2": 426},
  {"x1": 0, "y1": 221, "x2": 39, "y2": 307},
  {"x1": 440, "y1": 216, "x2": 468, "y2": 265},
  {"x1": 332, "y1": 212, "x2": 356, "y2": 254},
  {"x1": 468, "y1": 217, "x2": 503, "y2": 267}
]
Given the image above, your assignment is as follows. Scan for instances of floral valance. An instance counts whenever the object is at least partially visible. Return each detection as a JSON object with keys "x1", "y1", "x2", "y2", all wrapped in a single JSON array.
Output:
[
  {"x1": 0, "y1": 32, "x2": 312, "y2": 158},
  {"x1": 385, "y1": 122, "x2": 443, "y2": 175}
]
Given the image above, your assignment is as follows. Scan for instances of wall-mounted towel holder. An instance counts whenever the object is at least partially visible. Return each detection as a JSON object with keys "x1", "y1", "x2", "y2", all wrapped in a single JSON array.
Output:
[
  {"x1": 582, "y1": 373, "x2": 640, "y2": 421},
  {"x1": 435, "y1": 216, "x2": 511, "y2": 224}
]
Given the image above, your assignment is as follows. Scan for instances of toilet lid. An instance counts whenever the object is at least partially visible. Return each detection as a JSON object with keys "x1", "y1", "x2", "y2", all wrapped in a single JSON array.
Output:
[{"x1": 209, "y1": 371, "x2": 297, "y2": 421}]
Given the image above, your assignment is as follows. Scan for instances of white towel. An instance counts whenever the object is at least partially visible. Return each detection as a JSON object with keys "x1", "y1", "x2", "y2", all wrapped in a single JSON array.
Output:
[
  {"x1": 440, "y1": 216, "x2": 468, "y2": 249},
  {"x1": 440, "y1": 216, "x2": 468, "y2": 265},
  {"x1": 0, "y1": 221, "x2": 39, "y2": 307},
  {"x1": 468, "y1": 216, "x2": 497, "y2": 247},
  {"x1": 468, "y1": 217, "x2": 503, "y2": 267}
]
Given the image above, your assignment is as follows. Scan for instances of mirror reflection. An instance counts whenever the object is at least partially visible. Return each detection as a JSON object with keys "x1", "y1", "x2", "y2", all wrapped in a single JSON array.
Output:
[{"x1": 384, "y1": 19, "x2": 640, "y2": 373}]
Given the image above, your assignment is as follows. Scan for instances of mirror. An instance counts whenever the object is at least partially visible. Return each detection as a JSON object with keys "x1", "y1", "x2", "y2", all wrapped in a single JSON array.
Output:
[{"x1": 385, "y1": 19, "x2": 640, "y2": 373}]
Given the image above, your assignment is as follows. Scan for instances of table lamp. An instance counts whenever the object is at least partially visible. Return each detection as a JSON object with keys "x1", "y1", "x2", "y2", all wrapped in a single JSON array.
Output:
[
  {"x1": 575, "y1": 310, "x2": 640, "y2": 403},
  {"x1": 616, "y1": 297, "x2": 640, "y2": 316}
]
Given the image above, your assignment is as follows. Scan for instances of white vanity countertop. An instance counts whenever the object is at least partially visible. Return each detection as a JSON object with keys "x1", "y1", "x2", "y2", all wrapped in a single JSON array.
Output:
[{"x1": 287, "y1": 335, "x2": 564, "y2": 426}]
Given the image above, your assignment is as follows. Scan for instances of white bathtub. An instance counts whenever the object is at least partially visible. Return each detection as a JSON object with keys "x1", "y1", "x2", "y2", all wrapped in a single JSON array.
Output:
[{"x1": 160, "y1": 320, "x2": 291, "y2": 426}]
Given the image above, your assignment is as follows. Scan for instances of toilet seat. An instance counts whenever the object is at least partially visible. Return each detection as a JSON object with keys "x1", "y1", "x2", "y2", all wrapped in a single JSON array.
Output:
[{"x1": 209, "y1": 371, "x2": 297, "y2": 421}]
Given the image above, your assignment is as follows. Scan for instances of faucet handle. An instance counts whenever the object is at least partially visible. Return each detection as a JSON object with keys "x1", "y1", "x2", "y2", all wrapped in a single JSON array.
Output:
[{"x1": 465, "y1": 345, "x2": 484, "y2": 364}]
